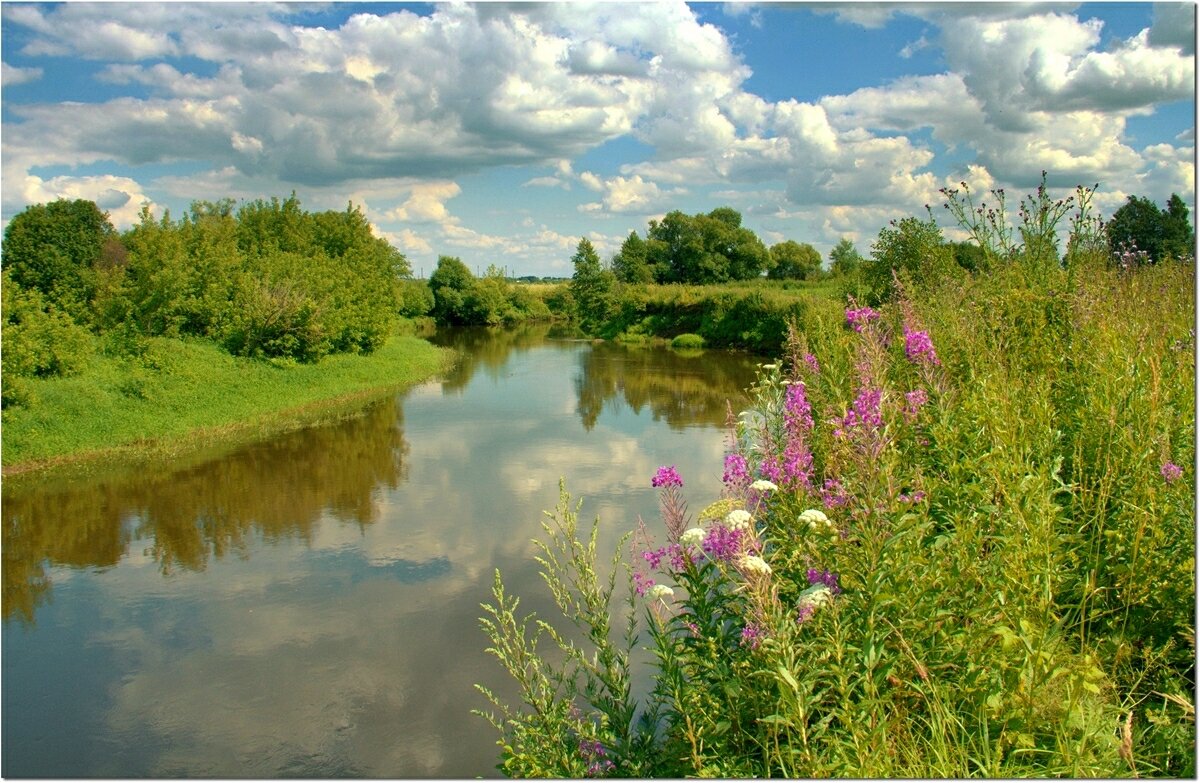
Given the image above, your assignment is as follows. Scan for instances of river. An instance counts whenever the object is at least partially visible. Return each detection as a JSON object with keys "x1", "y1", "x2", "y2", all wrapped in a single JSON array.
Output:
[{"x1": 1, "y1": 324, "x2": 763, "y2": 778}]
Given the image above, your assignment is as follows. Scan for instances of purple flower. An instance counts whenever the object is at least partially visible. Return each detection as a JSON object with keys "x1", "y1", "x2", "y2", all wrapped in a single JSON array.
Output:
[
  {"x1": 904, "y1": 388, "x2": 929, "y2": 418},
  {"x1": 652, "y1": 465, "x2": 683, "y2": 488},
  {"x1": 740, "y1": 624, "x2": 765, "y2": 649},
  {"x1": 723, "y1": 453, "x2": 750, "y2": 488},
  {"x1": 633, "y1": 572, "x2": 655, "y2": 597},
  {"x1": 821, "y1": 478, "x2": 849, "y2": 508},
  {"x1": 835, "y1": 387, "x2": 884, "y2": 437},
  {"x1": 846, "y1": 306, "x2": 881, "y2": 333},
  {"x1": 803, "y1": 352, "x2": 820, "y2": 374},
  {"x1": 806, "y1": 568, "x2": 841, "y2": 595},
  {"x1": 903, "y1": 327, "x2": 940, "y2": 366},
  {"x1": 1161, "y1": 461, "x2": 1184, "y2": 483},
  {"x1": 784, "y1": 381, "x2": 814, "y2": 432},
  {"x1": 796, "y1": 604, "x2": 815, "y2": 624},
  {"x1": 701, "y1": 525, "x2": 743, "y2": 562},
  {"x1": 579, "y1": 739, "x2": 615, "y2": 777}
]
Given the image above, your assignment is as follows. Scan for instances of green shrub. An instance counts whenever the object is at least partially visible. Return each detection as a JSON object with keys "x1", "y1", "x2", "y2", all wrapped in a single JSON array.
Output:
[{"x1": 670, "y1": 333, "x2": 705, "y2": 349}]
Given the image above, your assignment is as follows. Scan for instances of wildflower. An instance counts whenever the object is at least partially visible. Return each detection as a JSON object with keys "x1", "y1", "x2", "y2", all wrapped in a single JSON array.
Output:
[
  {"x1": 903, "y1": 327, "x2": 940, "y2": 366},
  {"x1": 797, "y1": 582, "x2": 833, "y2": 610},
  {"x1": 898, "y1": 490, "x2": 926, "y2": 504},
  {"x1": 799, "y1": 508, "x2": 836, "y2": 534},
  {"x1": 749, "y1": 479, "x2": 778, "y2": 493},
  {"x1": 806, "y1": 568, "x2": 841, "y2": 595},
  {"x1": 845, "y1": 305, "x2": 881, "y2": 333},
  {"x1": 724, "y1": 509, "x2": 753, "y2": 532},
  {"x1": 647, "y1": 584, "x2": 675, "y2": 602},
  {"x1": 633, "y1": 572, "x2": 655, "y2": 597},
  {"x1": 803, "y1": 352, "x2": 820, "y2": 374},
  {"x1": 722, "y1": 453, "x2": 750, "y2": 488},
  {"x1": 679, "y1": 527, "x2": 706, "y2": 548},
  {"x1": 701, "y1": 525, "x2": 742, "y2": 562},
  {"x1": 796, "y1": 604, "x2": 816, "y2": 624},
  {"x1": 579, "y1": 738, "x2": 616, "y2": 777},
  {"x1": 821, "y1": 478, "x2": 849, "y2": 508},
  {"x1": 835, "y1": 387, "x2": 884, "y2": 437},
  {"x1": 784, "y1": 381, "x2": 814, "y2": 432},
  {"x1": 904, "y1": 388, "x2": 929, "y2": 419},
  {"x1": 1161, "y1": 461, "x2": 1184, "y2": 483},
  {"x1": 739, "y1": 554, "x2": 772, "y2": 577},
  {"x1": 740, "y1": 623, "x2": 765, "y2": 649},
  {"x1": 651, "y1": 465, "x2": 683, "y2": 488}
]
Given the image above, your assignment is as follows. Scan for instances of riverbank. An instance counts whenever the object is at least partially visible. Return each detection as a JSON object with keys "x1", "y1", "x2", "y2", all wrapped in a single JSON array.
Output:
[{"x1": 1, "y1": 330, "x2": 455, "y2": 480}]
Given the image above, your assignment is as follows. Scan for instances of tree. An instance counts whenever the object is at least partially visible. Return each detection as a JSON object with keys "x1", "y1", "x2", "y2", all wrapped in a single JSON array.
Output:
[
  {"x1": 1, "y1": 199, "x2": 116, "y2": 324},
  {"x1": 429, "y1": 255, "x2": 476, "y2": 325},
  {"x1": 864, "y1": 215, "x2": 955, "y2": 303},
  {"x1": 828, "y1": 238, "x2": 863, "y2": 277},
  {"x1": 570, "y1": 238, "x2": 615, "y2": 330},
  {"x1": 611, "y1": 231, "x2": 654, "y2": 284},
  {"x1": 1107, "y1": 193, "x2": 1196, "y2": 263},
  {"x1": 643, "y1": 207, "x2": 768, "y2": 284},
  {"x1": 767, "y1": 240, "x2": 822, "y2": 280}
]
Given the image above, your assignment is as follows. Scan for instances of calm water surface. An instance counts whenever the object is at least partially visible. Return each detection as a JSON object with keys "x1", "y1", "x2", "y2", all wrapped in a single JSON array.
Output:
[{"x1": 2, "y1": 325, "x2": 761, "y2": 778}]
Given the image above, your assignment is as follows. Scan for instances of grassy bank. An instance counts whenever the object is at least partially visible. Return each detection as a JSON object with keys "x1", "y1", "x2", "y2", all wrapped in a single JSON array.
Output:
[{"x1": 2, "y1": 330, "x2": 454, "y2": 476}]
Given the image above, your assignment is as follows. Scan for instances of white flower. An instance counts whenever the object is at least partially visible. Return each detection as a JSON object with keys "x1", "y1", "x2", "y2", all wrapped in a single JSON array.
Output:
[
  {"x1": 724, "y1": 509, "x2": 753, "y2": 532},
  {"x1": 679, "y1": 527, "x2": 706, "y2": 548},
  {"x1": 749, "y1": 479, "x2": 778, "y2": 493},
  {"x1": 647, "y1": 584, "x2": 675, "y2": 601},
  {"x1": 799, "y1": 509, "x2": 833, "y2": 531},
  {"x1": 739, "y1": 554, "x2": 772, "y2": 576},
  {"x1": 797, "y1": 583, "x2": 832, "y2": 608},
  {"x1": 762, "y1": 363, "x2": 778, "y2": 371}
]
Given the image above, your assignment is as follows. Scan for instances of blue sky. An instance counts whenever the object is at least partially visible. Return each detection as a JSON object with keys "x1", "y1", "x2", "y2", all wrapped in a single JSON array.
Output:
[{"x1": 2, "y1": 2, "x2": 1194, "y2": 277}]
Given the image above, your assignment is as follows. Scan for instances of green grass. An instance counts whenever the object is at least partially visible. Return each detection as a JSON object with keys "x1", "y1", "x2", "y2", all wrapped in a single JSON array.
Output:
[{"x1": 2, "y1": 331, "x2": 454, "y2": 474}]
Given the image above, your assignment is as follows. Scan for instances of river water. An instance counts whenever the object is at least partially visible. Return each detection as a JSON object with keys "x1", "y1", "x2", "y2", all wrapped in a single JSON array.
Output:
[{"x1": 1, "y1": 324, "x2": 762, "y2": 778}]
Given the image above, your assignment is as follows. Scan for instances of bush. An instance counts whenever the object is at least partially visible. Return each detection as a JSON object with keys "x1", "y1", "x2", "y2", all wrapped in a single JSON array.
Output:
[
  {"x1": 670, "y1": 333, "x2": 705, "y2": 349},
  {"x1": 1, "y1": 271, "x2": 93, "y2": 406}
]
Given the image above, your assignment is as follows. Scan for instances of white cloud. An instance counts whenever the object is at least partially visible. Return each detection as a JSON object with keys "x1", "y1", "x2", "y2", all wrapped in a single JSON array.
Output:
[
  {"x1": 1, "y1": 61, "x2": 42, "y2": 86},
  {"x1": 579, "y1": 174, "x2": 687, "y2": 215},
  {"x1": 385, "y1": 182, "x2": 462, "y2": 224}
]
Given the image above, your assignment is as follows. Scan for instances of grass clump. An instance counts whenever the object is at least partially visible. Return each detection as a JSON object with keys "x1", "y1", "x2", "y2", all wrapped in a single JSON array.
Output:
[{"x1": 475, "y1": 180, "x2": 1195, "y2": 777}]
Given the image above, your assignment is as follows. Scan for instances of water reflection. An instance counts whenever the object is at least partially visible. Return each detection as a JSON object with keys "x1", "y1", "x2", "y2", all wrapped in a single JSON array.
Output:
[
  {"x1": 3, "y1": 399, "x2": 409, "y2": 623},
  {"x1": 576, "y1": 341, "x2": 757, "y2": 431},
  {"x1": 2, "y1": 329, "x2": 762, "y2": 778}
]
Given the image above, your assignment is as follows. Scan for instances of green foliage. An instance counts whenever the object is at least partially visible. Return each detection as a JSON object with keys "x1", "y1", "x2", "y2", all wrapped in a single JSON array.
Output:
[
  {"x1": 477, "y1": 192, "x2": 1195, "y2": 777},
  {"x1": 1107, "y1": 193, "x2": 1196, "y2": 263},
  {"x1": 570, "y1": 238, "x2": 616, "y2": 331},
  {"x1": 639, "y1": 207, "x2": 770, "y2": 284},
  {"x1": 670, "y1": 333, "x2": 705, "y2": 350},
  {"x1": 396, "y1": 278, "x2": 434, "y2": 318},
  {"x1": 611, "y1": 231, "x2": 654, "y2": 284},
  {"x1": 828, "y1": 237, "x2": 863, "y2": 277},
  {"x1": 1, "y1": 198, "x2": 116, "y2": 324},
  {"x1": 767, "y1": 240, "x2": 822, "y2": 280},
  {"x1": 1, "y1": 270, "x2": 94, "y2": 407},
  {"x1": 863, "y1": 214, "x2": 957, "y2": 304}
]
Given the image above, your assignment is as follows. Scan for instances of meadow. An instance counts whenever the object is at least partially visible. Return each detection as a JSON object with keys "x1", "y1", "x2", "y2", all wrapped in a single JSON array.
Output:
[{"x1": 477, "y1": 220, "x2": 1196, "y2": 776}]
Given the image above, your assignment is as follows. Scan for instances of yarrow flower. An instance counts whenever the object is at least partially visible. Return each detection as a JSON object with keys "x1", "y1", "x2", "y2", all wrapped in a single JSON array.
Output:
[
  {"x1": 845, "y1": 305, "x2": 881, "y2": 333},
  {"x1": 651, "y1": 465, "x2": 683, "y2": 488},
  {"x1": 1161, "y1": 461, "x2": 1184, "y2": 483},
  {"x1": 799, "y1": 508, "x2": 836, "y2": 534},
  {"x1": 724, "y1": 509, "x2": 753, "y2": 532},
  {"x1": 739, "y1": 554, "x2": 772, "y2": 577},
  {"x1": 903, "y1": 327, "x2": 941, "y2": 366},
  {"x1": 797, "y1": 583, "x2": 833, "y2": 611},
  {"x1": 646, "y1": 584, "x2": 675, "y2": 602},
  {"x1": 749, "y1": 479, "x2": 778, "y2": 493},
  {"x1": 679, "y1": 527, "x2": 706, "y2": 548}
]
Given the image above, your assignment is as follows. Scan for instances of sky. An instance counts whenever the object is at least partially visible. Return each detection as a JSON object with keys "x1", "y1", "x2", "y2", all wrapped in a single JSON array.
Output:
[{"x1": 1, "y1": 2, "x2": 1195, "y2": 278}]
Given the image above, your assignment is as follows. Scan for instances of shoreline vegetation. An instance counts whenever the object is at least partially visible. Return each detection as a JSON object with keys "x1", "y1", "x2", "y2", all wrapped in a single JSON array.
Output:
[
  {"x1": 2, "y1": 326, "x2": 454, "y2": 481},
  {"x1": 476, "y1": 178, "x2": 1196, "y2": 777}
]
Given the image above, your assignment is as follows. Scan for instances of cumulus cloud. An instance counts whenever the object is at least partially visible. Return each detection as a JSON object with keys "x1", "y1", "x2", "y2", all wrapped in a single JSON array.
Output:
[{"x1": 1, "y1": 61, "x2": 42, "y2": 86}]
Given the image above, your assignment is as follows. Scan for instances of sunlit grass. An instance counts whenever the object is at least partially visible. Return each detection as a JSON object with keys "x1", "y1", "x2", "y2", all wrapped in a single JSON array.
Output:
[{"x1": 2, "y1": 331, "x2": 454, "y2": 472}]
